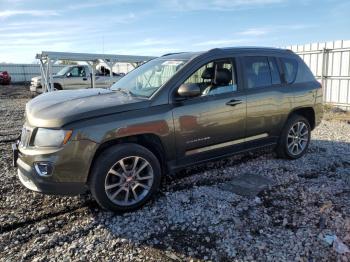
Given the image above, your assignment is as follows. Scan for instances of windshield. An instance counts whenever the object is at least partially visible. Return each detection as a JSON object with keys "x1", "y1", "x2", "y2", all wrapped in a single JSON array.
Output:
[
  {"x1": 111, "y1": 58, "x2": 187, "y2": 98},
  {"x1": 56, "y1": 67, "x2": 72, "y2": 76}
]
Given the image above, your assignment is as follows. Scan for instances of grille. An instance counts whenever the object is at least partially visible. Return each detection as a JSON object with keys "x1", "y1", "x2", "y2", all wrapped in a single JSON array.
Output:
[
  {"x1": 31, "y1": 79, "x2": 41, "y2": 86},
  {"x1": 20, "y1": 126, "x2": 33, "y2": 147}
]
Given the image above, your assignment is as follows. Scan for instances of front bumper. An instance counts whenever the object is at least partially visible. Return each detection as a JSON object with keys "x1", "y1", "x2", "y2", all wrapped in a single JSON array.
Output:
[
  {"x1": 30, "y1": 83, "x2": 42, "y2": 92},
  {"x1": 12, "y1": 139, "x2": 98, "y2": 195},
  {"x1": 17, "y1": 157, "x2": 86, "y2": 195}
]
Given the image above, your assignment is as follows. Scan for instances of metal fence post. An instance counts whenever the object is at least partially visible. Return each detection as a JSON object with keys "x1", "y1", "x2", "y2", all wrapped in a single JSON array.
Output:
[
  {"x1": 321, "y1": 48, "x2": 329, "y2": 99},
  {"x1": 22, "y1": 64, "x2": 26, "y2": 83}
]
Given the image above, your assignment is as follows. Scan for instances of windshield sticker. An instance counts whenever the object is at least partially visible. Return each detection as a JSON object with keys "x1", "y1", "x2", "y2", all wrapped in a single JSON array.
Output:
[{"x1": 161, "y1": 61, "x2": 184, "y2": 66}]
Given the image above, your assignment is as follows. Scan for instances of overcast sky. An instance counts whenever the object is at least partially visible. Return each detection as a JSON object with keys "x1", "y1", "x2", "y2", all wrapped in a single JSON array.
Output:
[{"x1": 1, "y1": 0, "x2": 349, "y2": 63}]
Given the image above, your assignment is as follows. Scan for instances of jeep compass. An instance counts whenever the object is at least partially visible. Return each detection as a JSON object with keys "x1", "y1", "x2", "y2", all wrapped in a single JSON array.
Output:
[{"x1": 13, "y1": 47, "x2": 323, "y2": 212}]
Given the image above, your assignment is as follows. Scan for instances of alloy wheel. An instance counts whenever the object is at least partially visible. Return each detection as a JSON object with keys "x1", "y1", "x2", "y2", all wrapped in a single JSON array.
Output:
[
  {"x1": 287, "y1": 121, "x2": 309, "y2": 156},
  {"x1": 104, "y1": 156, "x2": 154, "y2": 206}
]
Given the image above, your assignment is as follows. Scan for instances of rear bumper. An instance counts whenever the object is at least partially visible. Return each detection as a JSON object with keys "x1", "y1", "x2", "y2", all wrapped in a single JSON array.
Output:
[
  {"x1": 314, "y1": 103, "x2": 323, "y2": 128},
  {"x1": 17, "y1": 157, "x2": 87, "y2": 195}
]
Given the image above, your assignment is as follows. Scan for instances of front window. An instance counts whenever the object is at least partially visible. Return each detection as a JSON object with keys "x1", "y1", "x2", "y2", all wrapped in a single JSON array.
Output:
[
  {"x1": 181, "y1": 59, "x2": 237, "y2": 96},
  {"x1": 111, "y1": 58, "x2": 187, "y2": 98},
  {"x1": 56, "y1": 67, "x2": 71, "y2": 76},
  {"x1": 69, "y1": 66, "x2": 86, "y2": 77}
]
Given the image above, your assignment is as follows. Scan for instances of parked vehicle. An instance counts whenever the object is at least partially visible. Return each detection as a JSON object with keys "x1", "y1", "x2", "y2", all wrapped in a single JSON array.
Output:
[
  {"x1": 30, "y1": 65, "x2": 123, "y2": 93},
  {"x1": 0, "y1": 71, "x2": 11, "y2": 85},
  {"x1": 13, "y1": 47, "x2": 323, "y2": 212}
]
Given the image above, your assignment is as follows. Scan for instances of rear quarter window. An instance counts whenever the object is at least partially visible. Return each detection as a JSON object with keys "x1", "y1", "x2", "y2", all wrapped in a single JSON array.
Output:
[
  {"x1": 295, "y1": 60, "x2": 316, "y2": 83},
  {"x1": 281, "y1": 57, "x2": 298, "y2": 84}
]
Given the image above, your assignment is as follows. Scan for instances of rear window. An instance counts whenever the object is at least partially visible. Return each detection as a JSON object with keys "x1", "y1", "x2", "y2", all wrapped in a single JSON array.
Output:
[
  {"x1": 244, "y1": 56, "x2": 271, "y2": 89},
  {"x1": 268, "y1": 57, "x2": 281, "y2": 85},
  {"x1": 281, "y1": 58, "x2": 298, "y2": 84}
]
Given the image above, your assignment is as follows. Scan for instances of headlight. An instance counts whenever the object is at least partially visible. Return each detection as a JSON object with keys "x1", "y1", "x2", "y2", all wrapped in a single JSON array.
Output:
[{"x1": 34, "y1": 128, "x2": 72, "y2": 147}]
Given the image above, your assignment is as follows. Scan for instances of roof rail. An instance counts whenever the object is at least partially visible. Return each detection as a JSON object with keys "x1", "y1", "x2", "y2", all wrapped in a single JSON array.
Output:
[
  {"x1": 208, "y1": 46, "x2": 288, "y2": 52},
  {"x1": 161, "y1": 52, "x2": 186, "y2": 57},
  {"x1": 207, "y1": 48, "x2": 222, "y2": 53}
]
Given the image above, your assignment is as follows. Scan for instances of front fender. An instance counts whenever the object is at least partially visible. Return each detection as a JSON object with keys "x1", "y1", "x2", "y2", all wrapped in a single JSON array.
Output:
[{"x1": 67, "y1": 105, "x2": 176, "y2": 162}]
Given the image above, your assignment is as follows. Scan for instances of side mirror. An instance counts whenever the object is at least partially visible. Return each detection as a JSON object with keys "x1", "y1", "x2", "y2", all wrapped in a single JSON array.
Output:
[
  {"x1": 66, "y1": 72, "x2": 72, "y2": 77},
  {"x1": 177, "y1": 83, "x2": 201, "y2": 98}
]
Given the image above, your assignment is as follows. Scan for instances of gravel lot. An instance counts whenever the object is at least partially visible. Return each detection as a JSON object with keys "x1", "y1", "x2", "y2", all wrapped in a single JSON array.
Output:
[{"x1": 0, "y1": 85, "x2": 349, "y2": 261}]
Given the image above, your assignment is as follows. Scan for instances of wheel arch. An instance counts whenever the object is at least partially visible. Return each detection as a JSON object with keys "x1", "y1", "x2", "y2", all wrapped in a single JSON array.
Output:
[
  {"x1": 287, "y1": 107, "x2": 316, "y2": 130},
  {"x1": 88, "y1": 133, "x2": 167, "y2": 182},
  {"x1": 54, "y1": 83, "x2": 63, "y2": 90}
]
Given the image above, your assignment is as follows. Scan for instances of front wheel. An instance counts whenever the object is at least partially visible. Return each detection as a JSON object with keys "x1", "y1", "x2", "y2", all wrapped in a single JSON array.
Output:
[
  {"x1": 275, "y1": 115, "x2": 311, "y2": 159},
  {"x1": 89, "y1": 143, "x2": 161, "y2": 212}
]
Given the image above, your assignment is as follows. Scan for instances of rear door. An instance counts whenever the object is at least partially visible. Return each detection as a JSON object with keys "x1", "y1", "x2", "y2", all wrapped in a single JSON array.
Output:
[
  {"x1": 242, "y1": 55, "x2": 293, "y2": 141},
  {"x1": 95, "y1": 76, "x2": 117, "y2": 88}
]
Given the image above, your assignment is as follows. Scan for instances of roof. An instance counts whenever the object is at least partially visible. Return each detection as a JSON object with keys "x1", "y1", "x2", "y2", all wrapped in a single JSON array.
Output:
[
  {"x1": 217, "y1": 46, "x2": 289, "y2": 53},
  {"x1": 160, "y1": 51, "x2": 204, "y2": 60},
  {"x1": 160, "y1": 46, "x2": 291, "y2": 60}
]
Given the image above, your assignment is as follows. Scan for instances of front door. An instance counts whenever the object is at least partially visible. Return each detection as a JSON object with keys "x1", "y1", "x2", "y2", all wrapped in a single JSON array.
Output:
[
  {"x1": 172, "y1": 58, "x2": 247, "y2": 165},
  {"x1": 65, "y1": 66, "x2": 88, "y2": 89}
]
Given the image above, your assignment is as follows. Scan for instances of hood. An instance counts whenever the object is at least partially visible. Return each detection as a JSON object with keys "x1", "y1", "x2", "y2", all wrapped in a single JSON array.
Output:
[{"x1": 26, "y1": 88, "x2": 148, "y2": 128}]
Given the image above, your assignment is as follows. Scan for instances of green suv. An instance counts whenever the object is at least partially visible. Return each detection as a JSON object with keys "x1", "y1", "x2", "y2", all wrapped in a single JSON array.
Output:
[{"x1": 13, "y1": 47, "x2": 323, "y2": 212}]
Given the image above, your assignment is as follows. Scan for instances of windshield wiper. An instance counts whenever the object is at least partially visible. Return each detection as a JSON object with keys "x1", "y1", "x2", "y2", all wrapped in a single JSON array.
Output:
[
  {"x1": 112, "y1": 87, "x2": 149, "y2": 99},
  {"x1": 114, "y1": 87, "x2": 136, "y2": 97}
]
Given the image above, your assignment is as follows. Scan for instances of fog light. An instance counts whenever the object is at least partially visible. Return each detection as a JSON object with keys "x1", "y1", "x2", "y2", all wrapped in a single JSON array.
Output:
[{"x1": 34, "y1": 162, "x2": 53, "y2": 177}]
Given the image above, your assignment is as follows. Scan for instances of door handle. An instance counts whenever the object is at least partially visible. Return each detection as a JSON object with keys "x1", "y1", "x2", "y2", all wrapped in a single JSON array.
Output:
[
  {"x1": 226, "y1": 99, "x2": 242, "y2": 106},
  {"x1": 83, "y1": 77, "x2": 87, "y2": 81}
]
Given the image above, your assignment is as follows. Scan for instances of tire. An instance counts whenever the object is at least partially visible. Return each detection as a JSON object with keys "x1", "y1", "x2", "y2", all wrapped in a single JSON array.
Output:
[
  {"x1": 54, "y1": 83, "x2": 62, "y2": 91},
  {"x1": 89, "y1": 143, "x2": 161, "y2": 212},
  {"x1": 275, "y1": 114, "x2": 311, "y2": 159}
]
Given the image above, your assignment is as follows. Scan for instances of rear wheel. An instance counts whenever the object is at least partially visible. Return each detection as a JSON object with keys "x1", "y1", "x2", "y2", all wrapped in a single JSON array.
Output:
[
  {"x1": 276, "y1": 114, "x2": 311, "y2": 159},
  {"x1": 89, "y1": 143, "x2": 161, "y2": 212}
]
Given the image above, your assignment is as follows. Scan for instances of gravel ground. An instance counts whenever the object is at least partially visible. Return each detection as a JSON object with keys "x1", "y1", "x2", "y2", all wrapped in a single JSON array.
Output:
[{"x1": 0, "y1": 85, "x2": 349, "y2": 261}]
